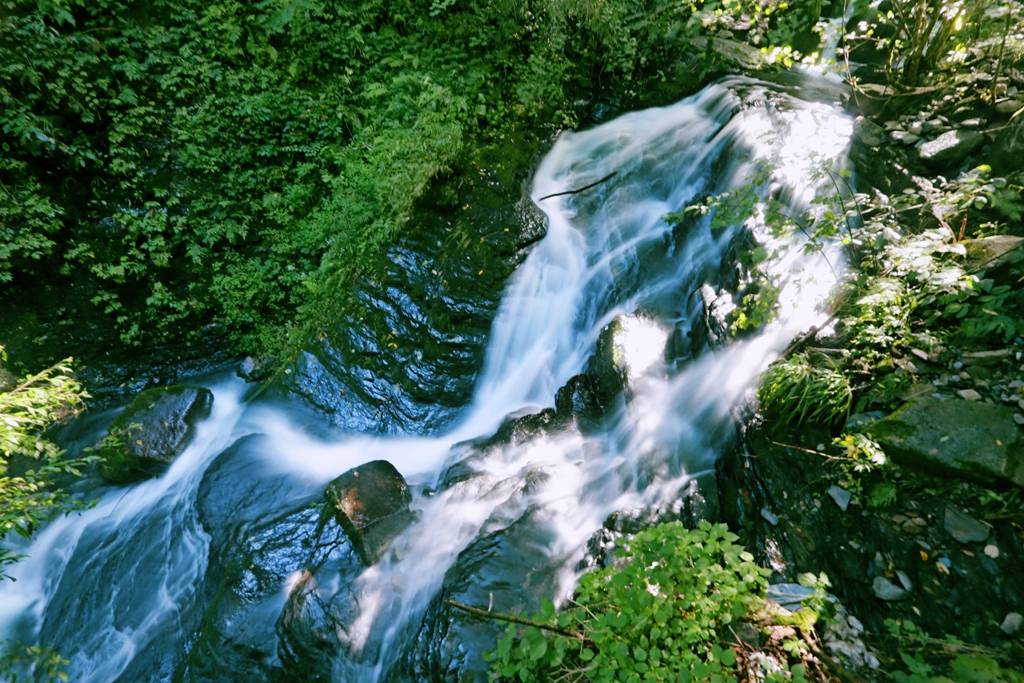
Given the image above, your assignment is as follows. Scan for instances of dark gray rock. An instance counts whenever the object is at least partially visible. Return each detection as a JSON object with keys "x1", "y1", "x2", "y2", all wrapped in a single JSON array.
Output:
[
  {"x1": 943, "y1": 505, "x2": 990, "y2": 544},
  {"x1": 262, "y1": 162, "x2": 548, "y2": 438},
  {"x1": 867, "y1": 395, "x2": 1024, "y2": 486},
  {"x1": 398, "y1": 511, "x2": 560, "y2": 681},
  {"x1": 184, "y1": 435, "x2": 356, "y2": 682},
  {"x1": 98, "y1": 384, "x2": 213, "y2": 483},
  {"x1": 872, "y1": 576, "x2": 909, "y2": 601},
  {"x1": 325, "y1": 460, "x2": 415, "y2": 565},
  {"x1": 917, "y1": 129, "x2": 984, "y2": 167},
  {"x1": 853, "y1": 116, "x2": 886, "y2": 147}
]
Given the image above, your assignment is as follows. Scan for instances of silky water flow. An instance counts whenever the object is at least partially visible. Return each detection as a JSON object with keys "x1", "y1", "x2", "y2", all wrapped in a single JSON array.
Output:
[{"x1": 0, "y1": 75, "x2": 853, "y2": 681}]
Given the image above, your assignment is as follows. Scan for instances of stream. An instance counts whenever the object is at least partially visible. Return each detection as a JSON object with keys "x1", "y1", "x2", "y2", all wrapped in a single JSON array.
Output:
[{"x1": 0, "y1": 75, "x2": 853, "y2": 681}]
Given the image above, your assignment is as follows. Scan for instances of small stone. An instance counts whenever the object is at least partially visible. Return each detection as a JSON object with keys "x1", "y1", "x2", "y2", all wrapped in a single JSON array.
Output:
[
  {"x1": 1001, "y1": 612, "x2": 1023, "y2": 635},
  {"x1": 995, "y1": 99, "x2": 1023, "y2": 115},
  {"x1": 960, "y1": 117, "x2": 985, "y2": 128},
  {"x1": 957, "y1": 388, "x2": 983, "y2": 401},
  {"x1": 873, "y1": 576, "x2": 910, "y2": 601},
  {"x1": 896, "y1": 570, "x2": 913, "y2": 590},
  {"x1": 767, "y1": 583, "x2": 816, "y2": 611},
  {"x1": 828, "y1": 485, "x2": 852, "y2": 511},
  {"x1": 944, "y1": 505, "x2": 990, "y2": 543},
  {"x1": 891, "y1": 130, "x2": 920, "y2": 145},
  {"x1": 761, "y1": 507, "x2": 779, "y2": 526},
  {"x1": 984, "y1": 544, "x2": 1000, "y2": 559},
  {"x1": 953, "y1": 360, "x2": 964, "y2": 370},
  {"x1": 1014, "y1": 414, "x2": 1024, "y2": 426},
  {"x1": 908, "y1": 121, "x2": 923, "y2": 135}
]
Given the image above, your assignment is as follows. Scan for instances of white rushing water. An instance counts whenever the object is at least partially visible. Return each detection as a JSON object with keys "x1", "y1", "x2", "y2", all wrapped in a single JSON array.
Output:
[{"x1": 0, "y1": 76, "x2": 853, "y2": 681}]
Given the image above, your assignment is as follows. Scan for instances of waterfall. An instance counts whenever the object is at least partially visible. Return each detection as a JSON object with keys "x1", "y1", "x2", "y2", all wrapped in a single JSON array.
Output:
[{"x1": 0, "y1": 75, "x2": 852, "y2": 682}]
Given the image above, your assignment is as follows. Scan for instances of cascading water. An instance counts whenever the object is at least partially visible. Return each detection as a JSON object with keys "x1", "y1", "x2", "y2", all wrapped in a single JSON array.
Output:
[{"x1": 0, "y1": 75, "x2": 853, "y2": 682}]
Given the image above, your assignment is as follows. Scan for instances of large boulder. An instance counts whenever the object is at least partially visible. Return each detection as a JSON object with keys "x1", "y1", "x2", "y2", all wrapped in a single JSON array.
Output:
[
  {"x1": 867, "y1": 395, "x2": 1024, "y2": 486},
  {"x1": 98, "y1": 384, "x2": 213, "y2": 483},
  {"x1": 181, "y1": 435, "x2": 356, "y2": 682},
  {"x1": 324, "y1": 460, "x2": 415, "y2": 565},
  {"x1": 917, "y1": 129, "x2": 984, "y2": 167}
]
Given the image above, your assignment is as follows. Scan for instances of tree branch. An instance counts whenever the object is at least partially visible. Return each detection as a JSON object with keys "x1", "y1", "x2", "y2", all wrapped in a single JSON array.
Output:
[
  {"x1": 447, "y1": 599, "x2": 587, "y2": 641},
  {"x1": 537, "y1": 172, "x2": 618, "y2": 202}
]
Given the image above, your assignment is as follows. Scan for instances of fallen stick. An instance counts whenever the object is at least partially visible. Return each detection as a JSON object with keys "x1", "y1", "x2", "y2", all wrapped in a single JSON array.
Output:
[
  {"x1": 537, "y1": 171, "x2": 618, "y2": 202},
  {"x1": 447, "y1": 599, "x2": 586, "y2": 641}
]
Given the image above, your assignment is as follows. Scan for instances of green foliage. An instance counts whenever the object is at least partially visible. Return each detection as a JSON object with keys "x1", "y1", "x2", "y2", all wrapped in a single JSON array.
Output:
[
  {"x1": 758, "y1": 353, "x2": 852, "y2": 426},
  {"x1": 1, "y1": 0, "x2": 833, "y2": 362},
  {"x1": 487, "y1": 521, "x2": 770, "y2": 682},
  {"x1": 0, "y1": 346, "x2": 93, "y2": 576},
  {"x1": 0, "y1": 642, "x2": 69, "y2": 682},
  {"x1": 846, "y1": 0, "x2": 1024, "y2": 90},
  {"x1": 883, "y1": 618, "x2": 1024, "y2": 683}
]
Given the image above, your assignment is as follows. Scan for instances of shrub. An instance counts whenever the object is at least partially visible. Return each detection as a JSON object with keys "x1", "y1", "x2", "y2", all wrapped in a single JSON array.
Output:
[
  {"x1": 487, "y1": 521, "x2": 770, "y2": 682},
  {"x1": 757, "y1": 353, "x2": 852, "y2": 427}
]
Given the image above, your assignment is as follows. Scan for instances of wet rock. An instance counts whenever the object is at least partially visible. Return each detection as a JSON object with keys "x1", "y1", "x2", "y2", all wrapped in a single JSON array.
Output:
[
  {"x1": 872, "y1": 576, "x2": 909, "y2": 601},
  {"x1": 957, "y1": 388, "x2": 982, "y2": 401},
  {"x1": 325, "y1": 460, "x2": 415, "y2": 565},
  {"x1": 693, "y1": 285, "x2": 735, "y2": 351},
  {"x1": 586, "y1": 314, "x2": 667, "y2": 402},
  {"x1": 276, "y1": 571, "x2": 341, "y2": 679},
  {"x1": 943, "y1": 505, "x2": 990, "y2": 543},
  {"x1": 1001, "y1": 612, "x2": 1023, "y2": 635},
  {"x1": 262, "y1": 157, "x2": 547, "y2": 437},
  {"x1": 186, "y1": 436, "x2": 355, "y2": 680},
  {"x1": 917, "y1": 129, "x2": 984, "y2": 167},
  {"x1": 554, "y1": 374, "x2": 606, "y2": 429},
  {"x1": 867, "y1": 395, "x2": 1024, "y2": 486},
  {"x1": 828, "y1": 485, "x2": 852, "y2": 511},
  {"x1": 98, "y1": 384, "x2": 213, "y2": 483},
  {"x1": 400, "y1": 511, "x2": 560, "y2": 681}
]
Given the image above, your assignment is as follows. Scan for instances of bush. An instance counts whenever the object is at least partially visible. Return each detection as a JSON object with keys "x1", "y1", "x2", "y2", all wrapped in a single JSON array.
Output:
[
  {"x1": 757, "y1": 353, "x2": 852, "y2": 427},
  {"x1": 487, "y1": 521, "x2": 770, "y2": 682}
]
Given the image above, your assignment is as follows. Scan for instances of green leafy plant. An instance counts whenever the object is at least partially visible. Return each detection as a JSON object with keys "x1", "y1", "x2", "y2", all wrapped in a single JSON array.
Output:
[
  {"x1": 0, "y1": 347, "x2": 94, "y2": 578},
  {"x1": 487, "y1": 521, "x2": 770, "y2": 682},
  {"x1": 758, "y1": 353, "x2": 852, "y2": 426},
  {"x1": 882, "y1": 618, "x2": 1024, "y2": 683}
]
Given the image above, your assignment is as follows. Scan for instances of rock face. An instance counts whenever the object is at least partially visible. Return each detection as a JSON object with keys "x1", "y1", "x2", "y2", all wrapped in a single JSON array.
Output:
[
  {"x1": 261, "y1": 151, "x2": 548, "y2": 437},
  {"x1": 325, "y1": 460, "x2": 415, "y2": 565},
  {"x1": 867, "y1": 395, "x2": 1024, "y2": 486},
  {"x1": 98, "y1": 384, "x2": 213, "y2": 483},
  {"x1": 917, "y1": 129, "x2": 984, "y2": 167},
  {"x1": 181, "y1": 435, "x2": 357, "y2": 682}
]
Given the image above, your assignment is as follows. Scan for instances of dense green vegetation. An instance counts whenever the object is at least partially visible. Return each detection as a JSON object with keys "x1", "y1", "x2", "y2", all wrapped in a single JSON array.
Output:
[
  {"x1": 1, "y1": 0, "x2": 814, "y2": 364},
  {"x1": 1, "y1": 0, "x2": 1022, "y2": 680}
]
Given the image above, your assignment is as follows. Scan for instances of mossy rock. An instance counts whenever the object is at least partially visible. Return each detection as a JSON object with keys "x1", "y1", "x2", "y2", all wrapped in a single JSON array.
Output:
[
  {"x1": 867, "y1": 395, "x2": 1024, "y2": 487},
  {"x1": 98, "y1": 384, "x2": 213, "y2": 483}
]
